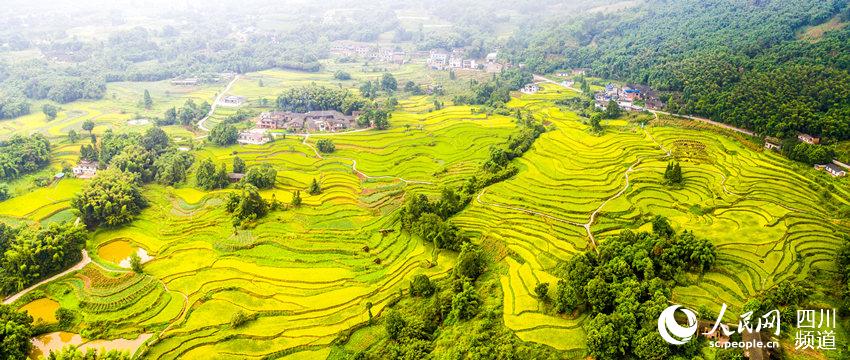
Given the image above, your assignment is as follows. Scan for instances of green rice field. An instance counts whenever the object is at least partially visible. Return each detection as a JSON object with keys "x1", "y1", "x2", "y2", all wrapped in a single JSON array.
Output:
[{"x1": 3, "y1": 71, "x2": 849, "y2": 358}]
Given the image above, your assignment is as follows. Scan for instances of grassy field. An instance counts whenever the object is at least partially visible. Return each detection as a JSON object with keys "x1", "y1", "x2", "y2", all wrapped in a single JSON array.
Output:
[{"x1": 4, "y1": 69, "x2": 849, "y2": 359}]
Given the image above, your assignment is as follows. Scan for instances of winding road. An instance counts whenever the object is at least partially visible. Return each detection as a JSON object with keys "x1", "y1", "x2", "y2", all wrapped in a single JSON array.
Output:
[{"x1": 3, "y1": 250, "x2": 92, "y2": 305}]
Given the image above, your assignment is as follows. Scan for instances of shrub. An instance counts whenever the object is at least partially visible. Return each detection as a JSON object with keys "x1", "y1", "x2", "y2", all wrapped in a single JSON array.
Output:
[
  {"x1": 409, "y1": 274, "x2": 435, "y2": 297},
  {"x1": 316, "y1": 138, "x2": 335, "y2": 153}
]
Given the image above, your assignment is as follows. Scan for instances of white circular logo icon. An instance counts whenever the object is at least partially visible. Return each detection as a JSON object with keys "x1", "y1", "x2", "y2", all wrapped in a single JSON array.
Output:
[{"x1": 657, "y1": 305, "x2": 698, "y2": 345}]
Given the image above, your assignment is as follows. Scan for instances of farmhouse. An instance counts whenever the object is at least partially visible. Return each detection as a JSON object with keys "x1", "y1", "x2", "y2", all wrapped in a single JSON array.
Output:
[
  {"x1": 428, "y1": 49, "x2": 449, "y2": 69},
  {"x1": 257, "y1": 111, "x2": 299, "y2": 129},
  {"x1": 620, "y1": 86, "x2": 642, "y2": 102},
  {"x1": 798, "y1": 133, "x2": 820, "y2": 145},
  {"x1": 237, "y1": 129, "x2": 269, "y2": 145},
  {"x1": 304, "y1": 110, "x2": 357, "y2": 132},
  {"x1": 486, "y1": 52, "x2": 498, "y2": 63},
  {"x1": 227, "y1": 173, "x2": 245, "y2": 183},
  {"x1": 221, "y1": 95, "x2": 246, "y2": 106},
  {"x1": 521, "y1": 83, "x2": 540, "y2": 94},
  {"x1": 73, "y1": 160, "x2": 98, "y2": 179},
  {"x1": 764, "y1": 137, "x2": 782, "y2": 151},
  {"x1": 171, "y1": 78, "x2": 199, "y2": 86},
  {"x1": 815, "y1": 164, "x2": 847, "y2": 177}
]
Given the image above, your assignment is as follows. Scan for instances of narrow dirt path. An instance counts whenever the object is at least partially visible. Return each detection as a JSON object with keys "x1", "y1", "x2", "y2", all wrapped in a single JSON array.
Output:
[
  {"x1": 295, "y1": 133, "x2": 433, "y2": 185},
  {"x1": 197, "y1": 75, "x2": 241, "y2": 133}
]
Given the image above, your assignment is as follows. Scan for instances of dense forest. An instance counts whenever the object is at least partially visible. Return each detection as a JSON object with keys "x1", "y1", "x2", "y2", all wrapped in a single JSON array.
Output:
[
  {"x1": 0, "y1": 221, "x2": 87, "y2": 296},
  {"x1": 507, "y1": 0, "x2": 850, "y2": 140},
  {"x1": 0, "y1": 135, "x2": 51, "y2": 180}
]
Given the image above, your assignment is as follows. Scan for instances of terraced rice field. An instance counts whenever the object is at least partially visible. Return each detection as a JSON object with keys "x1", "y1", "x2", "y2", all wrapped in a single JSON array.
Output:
[
  {"x1": 6, "y1": 93, "x2": 516, "y2": 358},
  {"x1": 5, "y1": 74, "x2": 849, "y2": 358},
  {"x1": 454, "y1": 84, "x2": 850, "y2": 351}
]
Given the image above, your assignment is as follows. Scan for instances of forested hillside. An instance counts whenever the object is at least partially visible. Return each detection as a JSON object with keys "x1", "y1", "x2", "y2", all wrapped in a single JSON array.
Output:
[{"x1": 508, "y1": 0, "x2": 850, "y2": 140}]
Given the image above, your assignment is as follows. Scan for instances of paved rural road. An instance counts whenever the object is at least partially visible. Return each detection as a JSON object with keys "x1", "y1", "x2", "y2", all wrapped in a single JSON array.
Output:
[
  {"x1": 3, "y1": 250, "x2": 92, "y2": 305},
  {"x1": 197, "y1": 75, "x2": 241, "y2": 132}
]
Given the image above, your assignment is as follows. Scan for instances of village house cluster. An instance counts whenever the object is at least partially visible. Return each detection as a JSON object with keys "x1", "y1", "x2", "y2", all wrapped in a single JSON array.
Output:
[
  {"x1": 330, "y1": 42, "x2": 407, "y2": 64},
  {"x1": 594, "y1": 83, "x2": 663, "y2": 112},
  {"x1": 427, "y1": 49, "x2": 504, "y2": 73},
  {"x1": 238, "y1": 110, "x2": 363, "y2": 145}
]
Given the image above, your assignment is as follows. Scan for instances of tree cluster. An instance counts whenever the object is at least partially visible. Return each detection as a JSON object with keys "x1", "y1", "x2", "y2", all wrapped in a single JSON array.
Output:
[
  {"x1": 0, "y1": 221, "x2": 87, "y2": 295},
  {"x1": 663, "y1": 161, "x2": 683, "y2": 186},
  {"x1": 72, "y1": 169, "x2": 147, "y2": 228},
  {"x1": 0, "y1": 303, "x2": 33, "y2": 359},
  {"x1": 209, "y1": 123, "x2": 238, "y2": 146},
  {"x1": 276, "y1": 84, "x2": 365, "y2": 115},
  {"x1": 0, "y1": 134, "x2": 51, "y2": 181},
  {"x1": 83, "y1": 128, "x2": 193, "y2": 186},
  {"x1": 782, "y1": 139, "x2": 835, "y2": 165},
  {"x1": 44, "y1": 345, "x2": 131, "y2": 360},
  {"x1": 225, "y1": 183, "x2": 271, "y2": 227},
  {"x1": 399, "y1": 188, "x2": 471, "y2": 252},
  {"x1": 550, "y1": 216, "x2": 716, "y2": 359},
  {"x1": 160, "y1": 99, "x2": 210, "y2": 126}
]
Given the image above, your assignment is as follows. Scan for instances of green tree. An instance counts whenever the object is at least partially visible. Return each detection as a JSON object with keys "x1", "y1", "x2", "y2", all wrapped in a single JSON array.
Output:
[
  {"x1": 403, "y1": 80, "x2": 420, "y2": 94},
  {"x1": 243, "y1": 164, "x2": 277, "y2": 189},
  {"x1": 153, "y1": 151, "x2": 194, "y2": 185},
  {"x1": 663, "y1": 161, "x2": 683, "y2": 186},
  {"x1": 0, "y1": 305, "x2": 34, "y2": 360},
  {"x1": 42, "y1": 345, "x2": 130, "y2": 360},
  {"x1": 141, "y1": 127, "x2": 169, "y2": 153},
  {"x1": 384, "y1": 310, "x2": 406, "y2": 340},
  {"x1": 409, "y1": 274, "x2": 435, "y2": 297},
  {"x1": 381, "y1": 73, "x2": 398, "y2": 92},
  {"x1": 604, "y1": 99, "x2": 621, "y2": 119},
  {"x1": 72, "y1": 169, "x2": 147, "y2": 228},
  {"x1": 163, "y1": 107, "x2": 177, "y2": 125},
  {"x1": 42, "y1": 103, "x2": 59, "y2": 120},
  {"x1": 454, "y1": 243, "x2": 485, "y2": 280},
  {"x1": 225, "y1": 183, "x2": 269, "y2": 225},
  {"x1": 309, "y1": 178, "x2": 321, "y2": 195},
  {"x1": 232, "y1": 156, "x2": 246, "y2": 173},
  {"x1": 652, "y1": 215, "x2": 675, "y2": 239},
  {"x1": 68, "y1": 130, "x2": 79, "y2": 142},
  {"x1": 316, "y1": 138, "x2": 335, "y2": 153},
  {"x1": 82, "y1": 120, "x2": 95, "y2": 134},
  {"x1": 446, "y1": 281, "x2": 480, "y2": 323},
  {"x1": 110, "y1": 145, "x2": 155, "y2": 182},
  {"x1": 291, "y1": 190, "x2": 302, "y2": 207},
  {"x1": 130, "y1": 253, "x2": 143, "y2": 273},
  {"x1": 196, "y1": 159, "x2": 227, "y2": 190},
  {"x1": 534, "y1": 282, "x2": 550, "y2": 302},
  {"x1": 334, "y1": 70, "x2": 352, "y2": 80},
  {"x1": 209, "y1": 123, "x2": 238, "y2": 146},
  {"x1": 634, "y1": 331, "x2": 671, "y2": 360},
  {"x1": 554, "y1": 279, "x2": 579, "y2": 313},
  {"x1": 0, "y1": 183, "x2": 9, "y2": 201},
  {"x1": 143, "y1": 89, "x2": 153, "y2": 109},
  {"x1": 590, "y1": 113, "x2": 603, "y2": 133}
]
